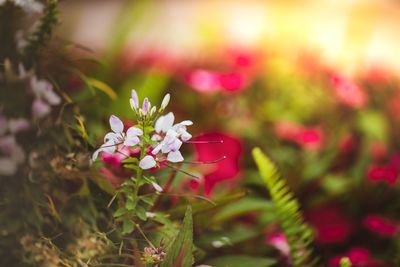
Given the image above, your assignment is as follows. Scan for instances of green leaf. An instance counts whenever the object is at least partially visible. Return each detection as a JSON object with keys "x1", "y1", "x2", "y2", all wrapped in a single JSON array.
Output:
[
  {"x1": 212, "y1": 197, "x2": 274, "y2": 224},
  {"x1": 140, "y1": 196, "x2": 154, "y2": 206},
  {"x1": 86, "y1": 77, "x2": 117, "y2": 100},
  {"x1": 160, "y1": 206, "x2": 193, "y2": 267},
  {"x1": 169, "y1": 192, "x2": 245, "y2": 219},
  {"x1": 252, "y1": 147, "x2": 317, "y2": 267},
  {"x1": 205, "y1": 255, "x2": 276, "y2": 267},
  {"x1": 113, "y1": 207, "x2": 128, "y2": 218},
  {"x1": 135, "y1": 205, "x2": 147, "y2": 221},
  {"x1": 122, "y1": 220, "x2": 135, "y2": 235},
  {"x1": 126, "y1": 198, "x2": 137, "y2": 211},
  {"x1": 340, "y1": 257, "x2": 352, "y2": 267}
]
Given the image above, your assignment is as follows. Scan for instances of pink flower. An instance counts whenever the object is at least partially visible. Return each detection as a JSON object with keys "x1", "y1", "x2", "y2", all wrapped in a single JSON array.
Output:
[
  {"x1": 331, "y1": 74, "x2": 368, "y2": 109},
  {"x1": 194, "y1": 132, "x2": 242, "y2": 195},
  {"x1": 363, "y1": 214, "x2": 398, "y2": 237},
  {"x1": 266, "y1": 233, "x2": 290, "y2": 257},
  {"x1": 367, "y1": 165, "x2": 398, "y2": 186},
  {"x1": 185, "y1": 69, "x2": 247, "y2": 93},
  {"x1": 329, "y1": 247, "x2": 383, "y2": 267},
  {"x1": 307, "y1": 205, "x2": 353, "y2": 244},
  {"x1": 273, "y1": 121, "x2": 324, "y2": 151}
]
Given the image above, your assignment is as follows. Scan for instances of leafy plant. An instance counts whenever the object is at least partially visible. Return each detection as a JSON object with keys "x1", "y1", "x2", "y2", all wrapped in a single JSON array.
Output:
[{"x1": 252, "y1": 147, "x2": 317, "y2": 267}]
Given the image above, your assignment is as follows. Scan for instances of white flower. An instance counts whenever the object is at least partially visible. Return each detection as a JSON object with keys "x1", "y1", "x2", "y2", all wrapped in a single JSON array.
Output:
[
  {"x1": 92, "y1": 115, "x2": 143, "y2": 161},
  {"x1": 151, "y1": 112, "x2": 192, "y2": 163},
  {"x1": 0, "y1": 135, "x2": 25, "y2": 176},
  {"x1": 30, "y1": 76, "x2": 61, "y2": 119},
  {"x1": 139, "y1": 155, "x2": 157, "y2": 170}
]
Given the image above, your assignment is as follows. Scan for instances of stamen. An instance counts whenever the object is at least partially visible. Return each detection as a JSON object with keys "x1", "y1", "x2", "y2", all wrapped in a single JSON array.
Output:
[
  {"x1": 99, "y1": 141, "x2": 124, "y2": 149},
  {"x1": 185, "y1": 140, "x2": 223, "y2": 144},
  {"x1": 182, "y1": 156, "x2": 226, "y2": 164},
  {"x1": 164, "y1": 163, "x2": 200, "y2": 179}
]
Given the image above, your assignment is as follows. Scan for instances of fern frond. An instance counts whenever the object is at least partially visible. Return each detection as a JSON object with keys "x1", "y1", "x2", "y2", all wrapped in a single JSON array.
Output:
[
  {"x1": 24, "y1": 0, "x2": 59, "y2": 60},
  {"x1": 252, "y1": 147, "x2": 317, "y2": 267}
]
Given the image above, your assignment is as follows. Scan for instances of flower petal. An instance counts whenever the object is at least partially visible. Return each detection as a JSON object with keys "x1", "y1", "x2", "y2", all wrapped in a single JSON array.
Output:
[
  {"x1": 131, "y1": 89, "x2": 139, "y2": 109},
  {"x1": 155, "y1": 112, "x2": 175, "y2": 133},
  {"x1": 104, "y1": 132, "x2": 118, "y2": 143},
  {"x1": 139, "y1": 155, "x2": 157, "y2": 169},
  {"x1": 126, "y1": 126, "x2": 143, "y2": 137},
  {"x1": 167, "y1": 150, "x2": 184, "y2": 163},
  {"x1": 151, "y1": 182, "x2": 163, "y2": 192},
  {"x1": 152, "y1": 143, "x2": 163, "y2": 154},
  {"x1": 124, "y1": 136, "x2": 140, "y2": 146},
  {"x1": 109, "y1": 115, "x2": 124, "y2": 133}
]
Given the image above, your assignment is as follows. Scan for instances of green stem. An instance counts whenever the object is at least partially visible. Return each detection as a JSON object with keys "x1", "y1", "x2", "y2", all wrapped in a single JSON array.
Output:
[{"x1": 133, "y1": 121, "x2": 147, "y2": 197}]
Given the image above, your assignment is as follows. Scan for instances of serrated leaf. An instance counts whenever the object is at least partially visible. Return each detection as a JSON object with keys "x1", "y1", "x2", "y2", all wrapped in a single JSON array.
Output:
[
  {"x1": 204, "y1": 255, "x2": 276, "y2": 267},
  {"x1": 160, "y1": 206, "x2": 193, "y2": 267}
]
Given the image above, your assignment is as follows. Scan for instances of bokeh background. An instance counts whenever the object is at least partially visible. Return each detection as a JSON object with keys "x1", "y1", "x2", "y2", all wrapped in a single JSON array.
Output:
[{"x1": 3, "y1": 0, "x2": 400, "y2": 266}]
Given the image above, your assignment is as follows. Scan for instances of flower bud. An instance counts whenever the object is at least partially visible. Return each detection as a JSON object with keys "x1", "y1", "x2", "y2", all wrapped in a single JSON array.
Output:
[{"x1": 160, "y1": 93, "x2": 170, "y2": 111}]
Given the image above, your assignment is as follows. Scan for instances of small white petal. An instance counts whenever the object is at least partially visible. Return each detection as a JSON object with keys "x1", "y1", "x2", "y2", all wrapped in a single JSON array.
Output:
[
  {"x1": 109, "y1": 115, "x2": 124, "y2": 133},
  {"x1": 139, "y1": 155, "x2": 157, "y2": 169},
  {"x1": 131, "y1": 89, "x2": 139, "y2": 109},
  {"x1": 155, "y1": 112, "x2": 174, "y2": 133},
  {"x1": 151, "y1": 182, "x2": 163, "y2": 192},
  {"x1": 146, "y1": 212, "x2": 156, "y2": 218},
  {"x1": 152, "y1": 143, "x2": 163, "y2": 154},
  {"x1": 160, "y1": 93, "x2": 170, "y2": 110},
  {"x1": 124, "y1": 136, "x2": 140, "y2": 146},
  {"x1": 181, "y1": 131, "x2": 192, "y2": 142},
  {"x1": 126, "y1": 126, "x2": 143, "y2": 137},
  {"x1": 180, "y1": 120, "x2": 193, "y2": 126},
  {"x1": 167, "y1": 150, "x2": 184, "y2": 163},
  {"x1": 104, "y1": 132, "x2": 118, "y2": 143},
  {"x1": 32, "y1": 98, "x2": 51, "y2": 119}
]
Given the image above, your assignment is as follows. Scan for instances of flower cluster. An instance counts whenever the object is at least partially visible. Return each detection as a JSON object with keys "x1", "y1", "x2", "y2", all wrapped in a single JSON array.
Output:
[{"x1": 92, "y1": 90, "x2": 193, "y2": 171}]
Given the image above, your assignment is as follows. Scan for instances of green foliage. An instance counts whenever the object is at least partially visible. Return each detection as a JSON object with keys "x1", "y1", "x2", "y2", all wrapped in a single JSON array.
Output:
[
  {"x1": 252, "y1": 147, "x2": 317, "y2": 267},
  {"x1": 160, "y1": 206, "x2": 193, "y2": 267},
  {"x1": 24, "y1": 0, "x2": 59, "y2": 61},
  {"x1": 205, "y1": 255, "x2": 276, "y2": 267}
]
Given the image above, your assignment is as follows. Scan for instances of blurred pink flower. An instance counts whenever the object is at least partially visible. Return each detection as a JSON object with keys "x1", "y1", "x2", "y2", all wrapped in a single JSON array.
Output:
[
  {"x1": 363, "y1": 214, "x2": 398, "y2": 237},
  {"x1": 367, "y1": 164, "x2": 398, "y2": 186},
  {"x1": 331, "y1": 74, "x2": 368, "y2": 109},
  {"x1": 307, "y1": 204, "x2": 353, "y2": 244},
  {"x1": 194, "y1": 132, "x2": 242, "y2": 195},
  {"x1": 185, "y1": 69, "x2": 247, "y2": 93},
  {"x1": 266, "y1": 232, "x2": 290, "y2": 257},
  {"x1": 329, "y1": 247, "x2": 383, "y2": 267},
  {"x1": 273, "y1": 121, "x2": 324, "y2": 151}
]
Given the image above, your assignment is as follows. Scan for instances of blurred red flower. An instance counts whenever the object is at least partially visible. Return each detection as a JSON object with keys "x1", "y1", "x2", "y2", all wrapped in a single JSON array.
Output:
[
  {"x1": 329, "y1": 247, "x2": 383, "y2": 267},
  {"x1": 194, "y1": 132, "x2": 242, "y2": 195},
  {"x1": 307, "y1": 205, "x2": 353, "y2": 244},
  {"x1": 367, "y1": 164, "x2": 398, "y2": 186},
  {"x1": 273, "y1": 121, "x2": 324, "y2": 151},
  {"x1": 331, "y1": 74, "x2": 368, "y2": 109},
  {"x1": 363, "y1": 214, "x2": 398, "y2": 237}
]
